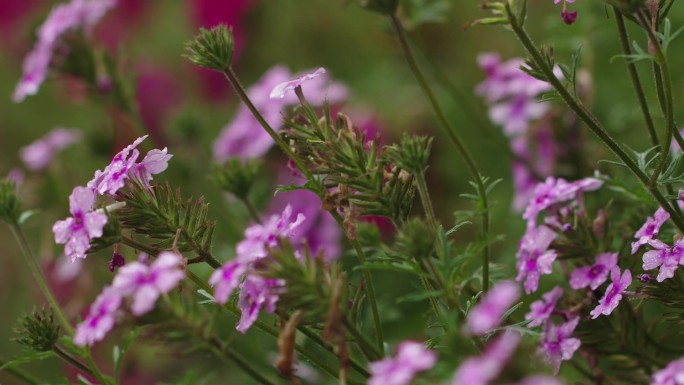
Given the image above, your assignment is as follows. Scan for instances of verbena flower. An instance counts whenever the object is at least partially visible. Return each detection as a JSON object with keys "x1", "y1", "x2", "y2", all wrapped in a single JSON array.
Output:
[
  {"x1": 590, "y1": 267, "x2": 632, "y2": 318},
  {"x1": 269, "y1": 67, "x2": 326, "y2": 99},
  {"x1": 516, "y1": 225, "x2": 558, "y2": 293},
  {"x1": 526, "y1": 286, "x2": 563, "y2": 327},
  {"x1": 452, "y1": 331, "x2": 521, "y2": 385},
  {"x1": 111, "y1": 251, "x2": 185, "y2": 316},
  {"x1": 368, "y1": 341, "x2": 437, "y2": 385},
  {"x1": 570, "y1": 252, "x2": 618, "y2": 290},
  {"x1": 642, "y1": 239, "x2": 684, "y2": 282},
  {"x1": 523, "y1": 177, "x2": 603, "y2": 228},
  {"x1": 74, "y1": 287, "x2": 122, "y2": 347},
  {"x1": 13, "y1": 0, "x2": 116, "y2": 102},
  {"x1": 651, "y1": 357, "x2": 684, "y2": 385},
  {"x1": 466, "y1": 280, "x2": 521, "y2": 335},
  {"x1": 129, "y1": 147, "x2": 173, "y2": 187},
  {"x1": 209, "y1": 205, "x2": 305, "y2": 332},
  {"x1": 88, "y1": 135, "x2": 147, "y2": 195},
  {"x1": 212, "y1": 65, "x2": 347, "y2": 162},
  {"x1": 632, "y1": 208, "x2": 670, "y2": 254},
  {"x1": 20, "y1": 127, "x2": 81, "y2": 170},
  {"x1": 538, "y1": 317, "x2": 581, "y2": 373},
  {"x1": 52, "y1": 186, "x2": 108, "y2": 262}
]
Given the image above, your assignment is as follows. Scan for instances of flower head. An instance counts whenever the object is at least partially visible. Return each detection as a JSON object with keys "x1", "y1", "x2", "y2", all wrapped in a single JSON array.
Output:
[
  {"x1": 590, "y1": 267, "x2": 632, "y2": 319},
  {"x1": 570, "y1": 252, "x2": 618, "y2": 290},
  {"x1": 632, "y1": 208, "x2": 670, "y2": 254},
  {"x1": 452, "y1": 331, "x2": 521, "y2": 385},
  {"x1": 368, "y1": 341, "x2": 437, "y2": 385},
  {"x1": 89, "y1": 135, "x2": 147, "y2": 195},
  {"x1": 516, "y1": 225, "x2": 558, "y2": 293},
  {"x1": 523, "y1": 177, "x2": 603, "y2": 227},
  {"x1": 538, "y1": 317, "x2": 581, "y2": 373},
  {"x1": 466, "y1": 281, "x2": 521, "y2": 335},
  {"x1": 20, "y1": 128, "x2": 81, "y2": 170},
  {"x1": 129, "y1": 147, "x2": 173, "y2": 186},
  {"x1": 52, "y1": 186, "x2": 108, "y2": 262},
  {"x1": 651, "y1": 357, "x2": 684, "y2": 385},
  {"x1": 236, "y1": 275, "x2": 283, "y2": 333},
  {"x1": 642, "y1": 239, "x2": 684, "y2": 282},
  {"x1": 525, "y1": 286, "x2": 563, "y2": 328},
  {"x1": 74, "y1": 287, "x2": 121, "y2": 347}
]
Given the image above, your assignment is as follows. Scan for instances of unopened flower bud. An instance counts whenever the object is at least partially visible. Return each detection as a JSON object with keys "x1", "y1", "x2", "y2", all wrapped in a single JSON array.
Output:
[
  {"x1": 213, "y1": 158, "x2": 261, "y2": 200},
  {"x1": 13, "y1": 308, "x2": 60, "y2": 352},
  {"x1": 109, "y1": 252, "x2": 126, "y2": 272},
  {"x1": 184, "y1": 24, "x2": 235, "y2": 71},
  {"x1": 0, "y1": 179, "x2": 21, "y2": 223}
]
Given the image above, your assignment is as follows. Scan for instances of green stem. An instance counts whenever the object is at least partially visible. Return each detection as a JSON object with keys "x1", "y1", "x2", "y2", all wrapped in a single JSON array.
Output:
[
  {"x1": 342, "y1": 316, "x2": 383, "y2": 362},
  {"x1": 613, "y1": 7, "x2": 659, "y2": 147},
  {"x1": 219, "y1": 347, "x2": 278, "y2": 385},
  {"x1": 504, "y1": 4, "x2": 684, "y2": 233},
  {"x1": 8, "y1": 223, "x2": 73, "y2": 335},
  {"x1": 415, "y1": 171, "x2": 438, "y2": 230},
  {"x1": 241, "y1": 197, "x2": 263, "y2": 225},
  {"x1": 53, "y1": 346, "x2": 94, "y2": 378},
  {"x1": 0, "y1": 356, "x2": 41, "y2": 385},
  {"x1": 297, "y1": 326, "x2": 370, "y2": 377},
  {"x1": 389, "y1": 15, "x2": 490, "y2": 292}
]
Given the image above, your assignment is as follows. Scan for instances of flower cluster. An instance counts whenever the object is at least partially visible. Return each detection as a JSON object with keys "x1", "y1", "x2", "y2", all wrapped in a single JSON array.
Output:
[
  {"x1": 20, "y1": 127, "x2": 81, "y2": 171},
  {"x1": 632, "y1": 205, "x2": 684, "y2": 282},
  {"x1": 209, "y1": 205, "x2": 306, "y2": 332},
  {"x1": 74, "y1": 251, "x2": 185, "y2": 346},
  {"x1": 368, "y1": 341, "x2": 436, "y2": 385},
  {"x1": 13, "y1": 0, "x2": 116, "y2": 102},
  {"x1": 213, "y1": 65, "x2": 347, "y2": 162}
]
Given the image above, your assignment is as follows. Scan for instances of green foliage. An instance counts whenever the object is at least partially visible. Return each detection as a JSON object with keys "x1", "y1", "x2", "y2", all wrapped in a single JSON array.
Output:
[
  {"x1": 0, "y1": 179, "x2": 20, "y2": 224},
  {"x1": 212, "y1": 158, "x2": 261, "y2": 200},
  {"x1": 360, "y1": 0, "x2": 399, "y2": 15},
  {"x1": 400, "y1": 0, "x2": 451, "y2": 27},
  {"x1": 13, "y1": 307, "x2": 60, "y2": 352},
  {"x1": 394, "y1": 218, "x2": 435, "y2": 259},
  {"x1": 0, "y1": 351, "x2": 55, "y2": 371},
  {"x1": 383, "y1": 134, "x2": 433, "y2": 175},
  {"x1": 184, "y1": 24, "x2": 234, "y2": 71},
  {"x1": 116, "y1": 181, "x2": 216, "y2": 254}
]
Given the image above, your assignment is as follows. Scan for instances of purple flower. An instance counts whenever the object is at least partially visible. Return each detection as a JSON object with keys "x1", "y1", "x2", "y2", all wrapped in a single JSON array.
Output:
[
  {"x1": 489, "y1": 94, "x2": 550, "y2": 137},
  {"x1": 88, "y1": 135, "x2": 146, "y2": 195},
  {"x1": 209, "y1": 260, "x2": 246, "y2": 304},
  {"x1": 523, "y1": 177, "x2": 603, "y2": 227},
  {"x1": 554, "y1": 0, "x2": 577, "y2": 25},
  {"x1": 74, "y1": 287, "x2": 122, "y2": 347},
  {"x1": 20, "y1": 127, "x2": 81, "y2": 170},
  {"x1": 52, "y1": 186, "x2": 108, "y2": 262},
  {"x1": 236, "y1": 275, "x2": 283, "y2": 333},
  {"x1": 525, "y1": 286, "x2": 563, "y2": 327},
  {"x1": 632, "y1": 208, "x2": 670, "y2": 254},
  {"x1": 590, "y1": 267, "x2": 632, "y2": 318},
  {"x1": 651, "y1": 358, "x2": 684, "y2": 385},
  {"x1": 111, "y1": 251, "x2": 185, "y2": 315},
  {"x1": 570, "y1": 252, "x2": 618, "y2": 290},
  {"x1": 269, "y1": 67, "x2": 326, "y2": 99},
  {"x1": 516, "y1": 226, "x2": 558, "y2": 293},
  {"x1": 368, "y1": 341, "x2": 437, "y2": 385},
  {"x1": 466, "y1": 281, "x2": 521, "y2": 335},
  {"x1": 108, "y1": 252, "x2": 125, "y2": 272},
  {"x1": 212, "y1": 65, "x2": 347, "y2": 162},
  {"x1": 13, "y1": 0, "x2": 116, "y2": 102},
  {"x1": 538, "y1": 317, "x2": 581, "y2": 373},
  {"x1": 642, "y1": 239, "x2": 684, "y2": 282},
  {"x1": 452, "y1": 331, "x2": 521, "y2": 385},
  {"x1": 129, "y1": 147, "x2": 172, "y2": 186}
]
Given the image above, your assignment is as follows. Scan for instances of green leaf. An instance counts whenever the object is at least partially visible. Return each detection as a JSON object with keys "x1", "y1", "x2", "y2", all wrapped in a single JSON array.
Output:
[
  {"x1": 18, "y1": 210, "x2": 39, "y2": 225},
  {"x1": 0, "y1": 351, "x2": 55, "y2": 370}
]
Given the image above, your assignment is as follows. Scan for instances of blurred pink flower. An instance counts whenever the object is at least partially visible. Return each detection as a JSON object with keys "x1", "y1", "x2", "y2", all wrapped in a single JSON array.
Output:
[
  {"x1": 525, "y1": 286, "x2": 563, "y2": 328},
  {"x1": 269, "y1": 67, "x2": 326, "y2": 99},
  {"x1": 368, "y1": 341, "x2": 437, "y2": 385},
  {"x1": 569, "y1": 252, "x2": 618, "y2": 290},
  {"x1": 538, "y1": 317, "x2": 580, "y2": 373},
  {"x1": 135, "y1": 64, "x2": 182, "y2": 146},
  {"x1": 74, "y1": 287, "x2": 122, "y2": 346},
  {"x1": 466, "y1": 280, "x2": 520, "y2": 335},
  {"x1": 20, "y1": 127, "x2": 82, "y2": 170},
  {"x1": 452, "y1": 331, "x2": 521, "y2": 385}
]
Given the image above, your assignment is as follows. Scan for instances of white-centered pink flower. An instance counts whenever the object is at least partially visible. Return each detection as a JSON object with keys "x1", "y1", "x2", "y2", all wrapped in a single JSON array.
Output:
[{"x1": 52, "y1": 186, "x2": 108, "y2": 262}]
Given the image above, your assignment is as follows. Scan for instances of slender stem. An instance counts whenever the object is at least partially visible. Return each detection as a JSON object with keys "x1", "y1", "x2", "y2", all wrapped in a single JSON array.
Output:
[
  {"x1": 389, "y1": 15, "x2": 490, "y2": 292},
  {"x1": 219, "y1": 347, "x2": 278, "y2": 385},
  {"x1": 241, "y1": 197, "x2": 263, "y2": 225},
  {"x1": 298, "y1": 326, "x2": 370, "y2": 377},
  {"x1": 342, "y1": 316, "x2": 383, "y2": 361},
  {"x1": 53, "y1": 346, "x2": 94, "y2": 378},
  {"x1": 8, "y1": 223, "x2": 73, "y2": 335},
  {"x1": 0, "y1": 356, "x2": 41, "y2": 385},
  {"x1": 415, "y1": 171, "x2": 438, "y2": 230},
  {"x1": 504, "y1": 4, "x2": 684, "y2": 233},
  {"x1": 83, "y1": 349, "x2": 113, "y2": 385},
  {"x1": 613, "y1": 8, "x2": 659, "y2": 147}
]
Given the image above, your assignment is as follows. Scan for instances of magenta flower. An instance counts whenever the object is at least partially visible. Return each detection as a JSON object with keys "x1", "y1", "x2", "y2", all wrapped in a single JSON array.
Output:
[
  {"x1": 651, "y1": 358, "x2": 684, "y2": 385},
  {"x1": 13, "y1": 0, "x2": 116, "y2": 102},
  {"x1": 466, "y1": 281, "x2": 521, "y2": 335},
  {"x1": 236, "y1": 275, "x2": 283, "y2": 333},
  {"x1": 111, "y1": 251, "x2": 185, "y2": 315},
  {"x1": 632, "y1": 208, "x2": 670, "y2": 254},
  {"x1": 523, "y1": 177, "x2": 603, "y2": 227},
  {"x1": 269, "y1": 67, "x2": 327, "y2": 99},
  {"x1": 554, "y1": 0, "x2": 577, "y2": 25},
  {"x1": 52, "y1": 186, "x2": 108, "y2": 262},
  {"x1": 129, "y1": 147, "x2": 173, "y2": 186},
  {"x1": 74, "y1": 287, "x2": 122, "y2": 347},
  {"x1": 516, "y1": 226, "x2": 558, "y2": 293},
  {"x1": 570, "y1": 252, "x2": 618, "y2": 290},
  {"x1": 368, "y1": 341, "x2": 437, "y2": 385},
  {"x1": 642, "y1": 239, "x2": 684, "y2": 282},
  {"x1": 89, "y1": 135, "x2": 146, "y2": 195},
  {"x1": 525, "y1": 286, "x2": 563, "y2": 328},
  {"x1": 208, "y1": 260, "x2": 246, "y2": 304},
  {"x1": 452, "y1": 331, "x2": 521, "y2": 385},
  {"x1": 20, "y1": 127, "x2": 81, "y2": 170},
  {"x1": 538, "y1": 317, "x2": 581, "y2": 373},
  {"x1": 590, "y1": 267, "x2": 632, "y2": 319}
]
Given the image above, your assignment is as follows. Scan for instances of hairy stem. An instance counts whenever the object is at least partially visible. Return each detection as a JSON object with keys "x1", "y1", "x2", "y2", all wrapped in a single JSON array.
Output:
[
  {"x1": 415, "y1": 171, "x2": 439, "y2": 230},
  {"x1": 504, "y1": 4, "x2": 684, "y2": 233},
  {"x1": 53, "y1": 346, "x2": 94, "y2": 378},
  {"x1": 389, "y1": 14, "x2": 490, "y2": 292}
]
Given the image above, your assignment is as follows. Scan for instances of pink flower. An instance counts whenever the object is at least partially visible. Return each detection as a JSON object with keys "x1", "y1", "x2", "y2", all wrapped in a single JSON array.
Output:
[
  {"x1": 642, "y1": 239, "x2": 684, "y2": 282},
  {"x1": 523, "y1": 177, "x2": 603, "y2": 228},
  {"x1": 52, "y1": 186, "x2": 108, "y2": 262},
  {"x1": 538, "y1": 317, "x2": 581, "y2": 373},
  {"x1": 651, "y1": 358, "x2": 684, "y2": 385},
  {"x1": 13, "y1": 0, "x2": 116, "y2": 102},
  {"x1": 236, "y1": 275, "x2": 284, "y2": 333},
  {"x1": 269, "y1": 67, "x2": 327, "y2": 99},
  {"x1": 20, "y1": 127, "x2": 81, "y2": 170},
  {"x1": 466, "y1": 281, "x2": 521, "y2": 335},
  {"x1": 525, "y1": 286, "x2": 563, "y2": 328},
  {"x1": 632, "y1": 208, "x2": 670, "y2": 254},
  {"x1": 111, "y1": 251, "x2": 185, "y2": 315},
  {"x1": 88, "y1": 135, "x2": 146, "y2": 195},
  {"x1": 368, "y1": 341, "x2": 437, "y2": 385},
  {"x1": 516, "y1": 226, "x2": 558, "y2": 293},
  {"x1": 129, "y1": 147, "x2": 173, "y2": 186},
  {"x1": 74, "y1": 287, "x2": 122, "y2": 347},
  {"x1": 570, "y1": 252, "x2": 618, "y2": 290},
  {"x1": 590, "y1": 267, "x2": 632, "y2": 318},
  {"x1": 452, "y1": 331, "x2": 521, "y2": 385},
  {"x1": 208, "y1": 260, "x2": 246, "y2": 304}
]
